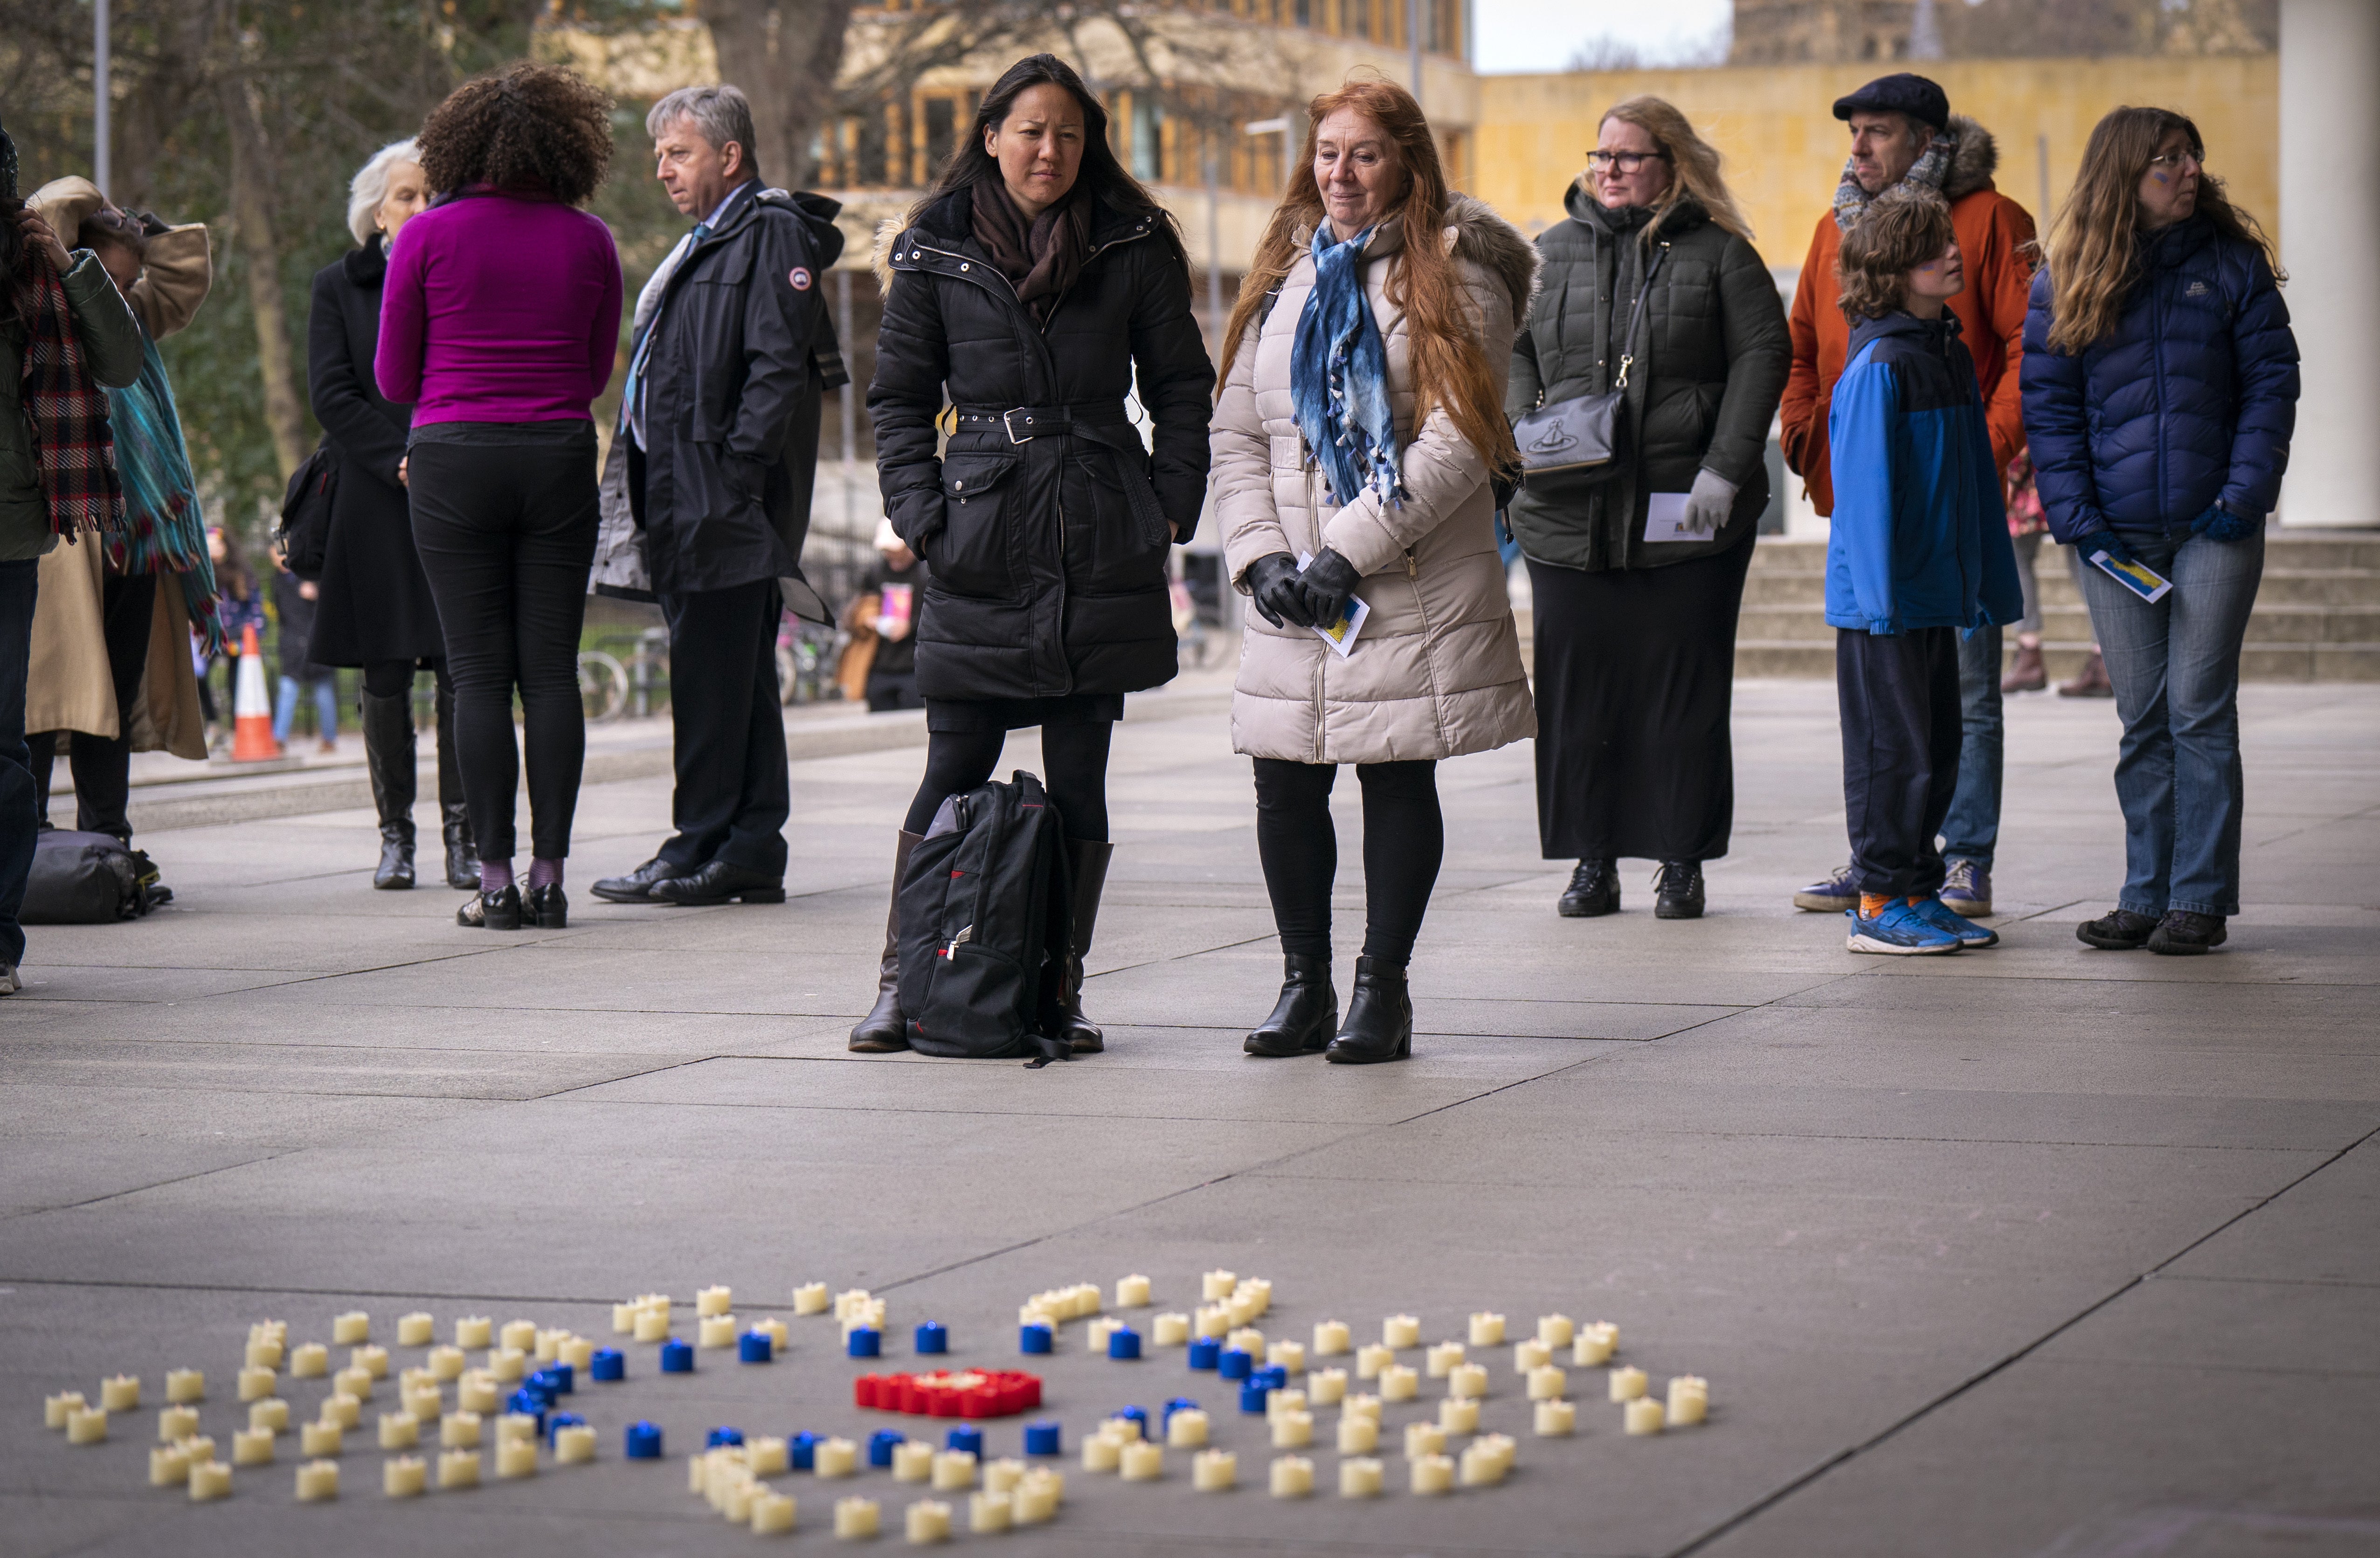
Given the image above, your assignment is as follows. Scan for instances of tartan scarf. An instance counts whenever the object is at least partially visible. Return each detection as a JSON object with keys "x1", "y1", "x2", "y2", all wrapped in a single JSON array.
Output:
[
  {"x1": 1833, "y1": 130, "x2": 1958, "y2": 232},
  {"x1": 19, "y1": 251, "x2": 125, "y2": 537},
  {"x1": 107, "y1": 331, "x2": 223, "y2": 655}
]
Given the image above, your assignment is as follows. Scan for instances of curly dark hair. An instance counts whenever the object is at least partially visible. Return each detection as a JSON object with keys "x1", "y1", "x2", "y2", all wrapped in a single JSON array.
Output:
[
  {"x1": 416, "y1": 62, "x2": 614, "y2": 206},
  {"x1": 1836, "y1": 187, "x2": 1956, "y2": 323}
]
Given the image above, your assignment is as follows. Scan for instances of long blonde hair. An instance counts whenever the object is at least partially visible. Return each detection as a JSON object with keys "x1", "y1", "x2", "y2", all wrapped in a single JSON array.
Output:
[
  {"x1": 2037, "y1": 105, "x2": 2280, "y2": 355},
  {"x1": 1592, "y1": 96, "x2": 1753, "y2": 243},
  {"x1": 1216, "y1": 75, "x2": 1517, "y2": 478}
]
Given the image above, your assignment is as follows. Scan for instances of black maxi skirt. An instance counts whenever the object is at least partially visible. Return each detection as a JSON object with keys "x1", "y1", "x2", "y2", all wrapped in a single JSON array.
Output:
[{"x1": 1527, "y1": 531, "x2": 1753, "y2": 863}]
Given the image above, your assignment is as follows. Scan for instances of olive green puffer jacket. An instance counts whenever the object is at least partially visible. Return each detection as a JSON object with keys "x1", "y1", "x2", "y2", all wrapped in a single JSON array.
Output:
[{"x1": 1506, "y1": 187, "x2": 1787, "y2": 572}]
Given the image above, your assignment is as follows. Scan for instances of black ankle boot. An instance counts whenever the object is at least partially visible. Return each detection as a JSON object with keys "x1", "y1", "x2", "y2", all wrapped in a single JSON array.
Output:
[
  {"x1": 1245, "y1": 954, "x2": 1336, "y2": 1057},
  {"x1": 361, "y1": 689, "x2": 416, "y2": 890},
  {"x1": 1558, "y1": 858, "x2": 1619, "y2": 917},
  {"x1": 851, "y1": 830, "x2": 921, "y2": 1053},
  {"x1": 1653, "y1": 860, "x2": 1705, "y2": 920},
  {"x1": 1052, "y1": 838, "x2": 1114, "y2": 1054},
  {"x1": 1325, "y1": 956, "x2": 1412, "y2": 1065},
  {"x1": 435, "y1": 683, "x2": 477, "y2": 889}
]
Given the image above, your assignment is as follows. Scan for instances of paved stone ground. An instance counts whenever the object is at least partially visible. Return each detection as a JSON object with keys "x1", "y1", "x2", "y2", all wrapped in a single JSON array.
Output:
[{"x1": 4, "y1": 680, "x2": 2375, "y2": 1558}]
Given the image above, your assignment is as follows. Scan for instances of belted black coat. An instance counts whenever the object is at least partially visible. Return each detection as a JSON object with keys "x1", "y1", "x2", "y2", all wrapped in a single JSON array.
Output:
[{"x1": 869, "y1": 184, "x2": 1213, "y2": 701}]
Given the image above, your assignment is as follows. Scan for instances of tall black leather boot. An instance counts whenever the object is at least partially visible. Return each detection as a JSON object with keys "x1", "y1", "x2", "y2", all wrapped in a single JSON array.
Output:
[
  {"x1": 360, "y1": 689, "x2": 416, "y2": 890},
  {"x1": 1324, "y1": 956, "x2": 1412, "y2": 1065},
  {"x1": 850, "y1": 830, "x2": 922, "y2": 1053},
  {"x1": 435, "y1": 680, "x2": 477, "y2": 890},
  {"x1": 1244, "y1": 953, "x2": 1336, "y2": 1057},
  {"x1": 1052, "y1": 839, "x2": 1114, "y2": 1054}
]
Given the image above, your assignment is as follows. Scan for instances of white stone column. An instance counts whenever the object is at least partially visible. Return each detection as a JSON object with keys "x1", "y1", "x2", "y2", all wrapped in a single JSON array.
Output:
[{"x1": 2279, "y1": 0, "x2": 2380, "y2": 527}]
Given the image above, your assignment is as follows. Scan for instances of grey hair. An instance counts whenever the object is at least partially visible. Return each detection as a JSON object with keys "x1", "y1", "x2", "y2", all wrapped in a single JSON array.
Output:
[
  {"x1": 646, "y1": 85, "x2": 760, "y2": 178},
  {"x1": 347, "y1": 138, "x2": 422, "y2": 248}
]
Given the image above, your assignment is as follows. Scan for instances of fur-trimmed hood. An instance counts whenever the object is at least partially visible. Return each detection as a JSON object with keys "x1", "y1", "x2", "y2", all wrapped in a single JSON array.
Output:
[{"x1": 1942, "y1": 114, "x2": 1999, "y2": 203}]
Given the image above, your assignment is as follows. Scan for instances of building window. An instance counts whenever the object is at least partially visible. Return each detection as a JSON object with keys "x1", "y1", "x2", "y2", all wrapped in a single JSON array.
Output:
[
  {"x1": 1131, "y1": 96, "x2": 1165, "y2": 184},
  {"x1": 922, "y1": 95, "x2": 957, "y2": 182}
]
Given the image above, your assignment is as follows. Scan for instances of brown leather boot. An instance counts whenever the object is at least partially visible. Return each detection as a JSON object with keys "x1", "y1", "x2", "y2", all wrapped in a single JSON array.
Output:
[
  {"x1": 2058, "y1": 649, "x2": 2114, "y2": 698},
  {"x1": 849, "y1": 830, "x2": 923, "y2": 1052},
  {"x1": 2001, "y1": 640, "x2": 2047, "y2": 693}
]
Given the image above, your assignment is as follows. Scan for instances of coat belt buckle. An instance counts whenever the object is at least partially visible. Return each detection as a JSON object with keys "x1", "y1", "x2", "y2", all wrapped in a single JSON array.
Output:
[{"x1": 1002, "y1": 408, "x2": 1036, "y2": 444}]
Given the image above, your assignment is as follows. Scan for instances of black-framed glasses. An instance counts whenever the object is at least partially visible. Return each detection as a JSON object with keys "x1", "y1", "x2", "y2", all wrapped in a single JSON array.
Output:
[{"x1": 1587, "y1": 149, "x2": 1671, "y2": 173}]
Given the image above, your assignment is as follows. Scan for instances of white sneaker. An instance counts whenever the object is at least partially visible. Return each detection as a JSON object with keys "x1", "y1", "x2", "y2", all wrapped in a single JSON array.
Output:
[{"x1": 0, "y1": 963, "x2": 20, "y2": 995}]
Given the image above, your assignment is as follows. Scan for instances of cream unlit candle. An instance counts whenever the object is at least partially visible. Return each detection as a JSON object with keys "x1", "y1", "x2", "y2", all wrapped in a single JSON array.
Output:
[
  {"x1": 1342, "y1": 1393, "x2": 1382, "y2": 1424},
  {"x1": 1403, "y1": 1421, "x2": 1446, "y2": 1460},
  {"x1": 751, "y1": 1490, "x2": 796, "y2": 1534},
  {"x1": 378, "y1": 1412, "x2": 419, "y2": 1450},
  {"x1": 1425, "y1": 1341, "x2": 1464, "y2": 1378},
  {"x1": 45, "y1": 1391, "x2": 84, "y2": 1428},
  {"x1": 1080, "y1": 1433, "x2": 1121, "y2": 1472},
  {"x1": 498, "y1": 1320, "x2": 536, "y2": 1352},
  {"x1": 611, "y1": 1302, "x2": 637, "y2": 1335},
  {"x1": 556, "y1": 1424, "x2": 597, "y2": 1464},
  {"x1": 1119, "y1": 1441, "x2": 1162, "y2": 1481},
  {"x1": 100, "y1": 1375, "x2": 139, "y2": 1412},
  {"x1": 1438, "y1": 1397, "x2": 1479, "y2": 1435},
  {"x1": 1383, "y1": 1315, "x2": 1420, "y2": 1349},
  {"x1": 456, "y1": 1376, "x2": 497, "y2": 1415},
  {"x1": 245, "y1": 1339, "x2": 283, "y2": 1370},
  {"x1": 1515, "y1": 1339, "x2": 1552, "y2": 1373},
  {"x1": 487, "y1": 1348, "x2": 526, "y2": 1383},
  {"x1": 1356, "y1": 1343, "x2": 1392, "y2": 1379},
  {"x1": 1337, "y1": 1416, "x2": 1378, "y2": 1454},
  {"x1": 696, "y1": 1285, "x2": 732, "y2": 1318},
  {"x1": 438, "y1": 1448, "x2": 480, "y2": 1488},
  {"x1": 1467, "y1": 1312, "x2": 1506, "y2": 1347},
  {"x1": 323, "y1": 1392, "x2": 363, "y2": 1428},
  {"x1": 1625, "y1": 1397, "x2": 1665, "y2": 1435},
  {"x1": 1265, "y1": 1388, "x2": 1306, "y2": 1420},
  {"x1": 333, "y1": 1312, "x2": 370, "y2": 1345},
  {"x1": 1308, "y1": 1367, "x2": 1348, "y2": 1405},
  {"x1": 1667, "y1": 1375, "x2": 1709, "y2": 1426},
  {"x1": 1457, "y1": 1442, "x2": 1503, "y2": 1487},
  {"x1": 496, "y1": 1439, "x2": 537, "y2": 1479},
  {"x1": 291, "y1": 1343, "x2": 328, "y2": 1378},
  {"x1": 1528, "y1": 1364, "x2": 1567, "y2": 1401},
  {"x1": 1190, "y1": 1448, "x2": 1235, "y2": 1491},
  {"x1": 1537, "y1": 1314, "x2": 1575, "y2": 1348},
  {"x1": 1410, "y1": 1453, "x2": 1454, "y2": 1495},
  {"x1": 352, "y1": 1345, "x2": 389, "y2": 1379},
  {"x1": 180, "y1": 1434, "x2": 217, "y2": 1465},
  {"x1": 1010, "y1": 1481, "x2": 1057, "y2": 1524},
  {"x1": 699, "y1": 1315, "x2": 738, "y2": 1349},
  {"x1": 300, "y1": 1420, "x2": 344, "y2": 1456},
  {"x1": 1448, "y1": 1363, "x2": 1488, "y2": 1399},
  {"x1": 239, "y1": 1367, "x2": 278, "y2": 1402},
  {"x1": 1225, "y1": 1326, "x2": 1264, "y2": 1356},
  {"x1": 403, "y1": 1384, "x2": 442, "y2": 1422},
  {"x1": 67, "y1": 1407, "x2": 108, "y2": 1445},
  {"x1": 166, "y1": 1369, "x2": 205, "y2": 1404},
  {"x1": 982, "y1": 1458, "x2": 1025, "y2": 1495},
  {"x1": 331, "y1": 1366, "x2": 369, "y2": 1400},
  {"x1": 232, "y1": 1426, "x2": 274, "y2": 1465},
  {"x1": 1152, "y1": 1312, "x2": 1190, "y2": 1346},
  {"x1": 905, "y1": 1498, "x2": 952, "y2": 1542},
  {"x1": 833, "y1": 1496, "x2": 880, "y2": 1537},
  {"x1": 395, "y1": 1312, "x2": 430, "y2": 1345},
  {"x1": 1267, "y1": 1340, "x2": 1305, "y2": 1374},
  {"x1": 187, "y1": 1460, "x2": 232, "y2": 1501},
  {"x1": 1104, "y1": 1415, "x2": 1142, "y2": 1442},
  {"x1": 249, "y1": 1398, "x2": 289, "y2": 1433},
  {"x1": 1535, "y1": 1399, "x2": 1577, "y2": 1436},
  {"x1": 634, "y1": 1309, "x2": 670, "y2": 1343},
  {"x1": 890, "y1": 1440, "x2": 932, "y2": 1482},
  {"x1": 931, "y1": 1448, "x2": 975, "y2": 1490},
  {"x1": 813, "y1": 1438, "x2": 858, "y2": 1478},
  {"x1": 450, "y1": 1316, "x2": 489, "y2": 1349},
  {"x1": 159, "y1": 1405, "x2": 199, "y2": 1442},
  {"x1": 1226, "y1": 1295, "x2": 1260, "y2": 1328},
  {"x1": 383, "y1": 1454, "x2": 426, "y2": 1497},
  {"x1": 1116, "y1": 1274, "x2": 1152, "y2": 1308},
  {"x1": 793, "y1": 1282, "x2": 829, "y2": 1316},
  {"x1": 442, "y1": 1411, "x2": 482, "y2": 1448},
  {"x1": 495, "y1": 1412, "x2": 537, "y2": 1446},
  {"x1": 149, "y1": 1445, "x2": 190, "y2": 1486},
  {"x1": 422, "y1": 1345, "x2": 462, "y2": 1381},
  {"x1": 1313, "y1": 1320, "x2": 1351, "y2": 1356},
  {"x1": 1339, "y1": 1456, "x2": 1384, "y2": 1497},
  {"x1": 1201, "y1": 1270, "x2": 1236, "y2": 1302},
  {"x1": 1270, "y1": 1411, "x2": 1313, "y2": 1448},
  {"x1": 968, "y1": 1491, "x2": 1010, "y2": 1533},
  {"x1": 1609, "y1": 1365, "x2": 1647, "y2": 1403},
  {"x1": 1166, "y1": 1409, "x2": 1209, "y2": 1447},
  {"x1": 1268, "y1": 1455, "x2": 1313, "y2": 1497},
  {"x1": 1379, "y1": 1364, "x2": 1418, "y2": 1401}
]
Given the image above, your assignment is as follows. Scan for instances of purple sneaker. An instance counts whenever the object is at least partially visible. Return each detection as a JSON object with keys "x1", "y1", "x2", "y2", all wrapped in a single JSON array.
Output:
[
  {"x1": 1794, "y1": 863, "x2": 1858, "y2": 913},
  {"x1": 1940, "y1": 859, "x2": 1993, "y2": 917}
]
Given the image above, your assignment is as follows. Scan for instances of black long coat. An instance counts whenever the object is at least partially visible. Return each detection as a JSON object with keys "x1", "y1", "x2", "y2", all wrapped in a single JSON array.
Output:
[
  {"x1": 305, "y1": 240, "x2": 443, "y2": 666},
  {"x1": 869, "y1": 186, "x2": 1212, "y2": 701}
]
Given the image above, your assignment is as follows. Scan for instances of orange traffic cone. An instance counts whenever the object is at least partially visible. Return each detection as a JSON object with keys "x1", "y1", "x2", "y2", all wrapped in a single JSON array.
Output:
[{"x1": 230, "y1": 623, "x2": 280, "y2": 762}]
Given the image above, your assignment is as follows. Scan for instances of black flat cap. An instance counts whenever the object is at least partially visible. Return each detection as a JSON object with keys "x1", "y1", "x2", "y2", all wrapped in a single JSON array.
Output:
[{"x1": 1832, "y1": 73, "x2": 1949, "y2": 133}]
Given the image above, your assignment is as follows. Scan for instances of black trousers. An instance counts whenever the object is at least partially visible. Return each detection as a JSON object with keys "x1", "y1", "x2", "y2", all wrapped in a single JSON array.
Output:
[
  {"x1": 657, "y1": 578, "x2": 790, "y2": 876},
  {"x1": 902, "y1": 721, "x2": 1112, "y2": 841},
  {"x1": 32, "y1": 569, "x2": 156, "y2": 842},
  {"x1": 1836, "y1": 626, "x2": 1963, "y2": 899},
  {"x1": 408, "y1": 437, "x2": 599, "y2": 862},
  {"x1": 1527, "y1": 535, "x2": 1750, "y2": 863},
  {"x1": 1252, "y1": 757, "x2": 1443, "y2": 967}
]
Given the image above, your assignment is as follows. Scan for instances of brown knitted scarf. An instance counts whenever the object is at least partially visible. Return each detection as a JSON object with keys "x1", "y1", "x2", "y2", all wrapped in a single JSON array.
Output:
[{"x1": 970, "y1": 177, "x2": 1090, "y2": 326}]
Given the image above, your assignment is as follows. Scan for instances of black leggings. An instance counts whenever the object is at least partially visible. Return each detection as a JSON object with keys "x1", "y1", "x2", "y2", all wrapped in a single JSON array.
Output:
[
  {"x1": 902, "y1": 722, "x2": 1112, "y2": 841},
  {"x1": 361, "y1": 658, "x2": 451, "y2": 700},
  {"x1": 1252, "y1": 757, "x2": 1443, "y2": 968},
  {"x1": 407, "y1": 435, "x2": 599, "y2": 861}
]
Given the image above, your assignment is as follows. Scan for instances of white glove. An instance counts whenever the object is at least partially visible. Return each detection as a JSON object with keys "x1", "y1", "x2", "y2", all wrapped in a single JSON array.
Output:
[{"x1": 1681, "y1": 467, "x2": 1737, "y2": 535}]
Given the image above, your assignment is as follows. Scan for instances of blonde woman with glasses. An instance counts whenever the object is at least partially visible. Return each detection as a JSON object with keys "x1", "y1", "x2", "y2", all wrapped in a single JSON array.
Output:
[
  {"x1": 2021, "y1": 106, "x2": 2297, "y2": 957},
  {"x1": 1507, "y1": 96, "x2": 1788, "y2": 923}
]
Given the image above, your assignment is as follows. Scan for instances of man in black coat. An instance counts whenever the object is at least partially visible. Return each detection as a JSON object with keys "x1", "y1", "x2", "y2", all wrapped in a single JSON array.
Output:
[{"x1": 591, "y1": 85, "x2": 846, "y2": 907}]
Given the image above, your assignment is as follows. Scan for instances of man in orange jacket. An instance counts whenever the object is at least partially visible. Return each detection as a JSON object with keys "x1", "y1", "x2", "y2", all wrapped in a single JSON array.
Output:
[{"x1": 1780, "y1": 73, "x2": 2036, "y2": 922}]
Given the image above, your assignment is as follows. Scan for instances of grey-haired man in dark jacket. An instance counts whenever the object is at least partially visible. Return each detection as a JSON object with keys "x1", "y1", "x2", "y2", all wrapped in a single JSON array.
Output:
[{"x1": 591, "y1": 84, "x2": 846, "y2": 908}]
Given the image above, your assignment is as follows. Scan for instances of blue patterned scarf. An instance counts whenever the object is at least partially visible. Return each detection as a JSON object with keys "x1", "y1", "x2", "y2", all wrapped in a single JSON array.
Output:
[
  {"x1": 1291, "y1": 222, "x2": 1401, "y2": 509},
  {"x1": 106, "y1": 332, "x2": 222, "y2": 655}
]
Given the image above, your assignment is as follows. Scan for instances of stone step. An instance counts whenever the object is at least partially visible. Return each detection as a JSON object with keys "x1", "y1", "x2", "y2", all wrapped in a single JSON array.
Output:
[{"x1": 1732, "y1": 639, "x2": 2380, "y2": 681}]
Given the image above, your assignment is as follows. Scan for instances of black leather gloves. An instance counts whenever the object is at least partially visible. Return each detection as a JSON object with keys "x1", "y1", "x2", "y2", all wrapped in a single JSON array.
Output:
[
  {"x1": 1295, "y1": 548, "x2": 1362, "y2": 628},
  {"x1": 1246, "y1": 552, "x2": 1314, "y2": 628}
]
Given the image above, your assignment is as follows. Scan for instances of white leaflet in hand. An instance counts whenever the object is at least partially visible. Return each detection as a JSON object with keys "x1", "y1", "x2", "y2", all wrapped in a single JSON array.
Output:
[
  {"x1": 1642, "y1": 492, "x2": 1700, "y2": 543},
  {"x1": 2089, "y1": 550, "x2": 2173, "y2": 603},
  {"x1": 1295, "y1": 551, "x2": 1370, "y2": 659}
]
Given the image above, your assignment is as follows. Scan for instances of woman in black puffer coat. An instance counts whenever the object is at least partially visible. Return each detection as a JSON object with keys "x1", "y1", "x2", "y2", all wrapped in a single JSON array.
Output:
[{"x1": 852, "y1": 53, "x2": 1212, "y2": 1057}]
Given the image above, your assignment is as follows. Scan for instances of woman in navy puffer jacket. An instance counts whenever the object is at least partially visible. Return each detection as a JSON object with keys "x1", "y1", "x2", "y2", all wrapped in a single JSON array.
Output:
[{"x1": 2022, "y1": 106, "x2": 2297, "y2": 957}]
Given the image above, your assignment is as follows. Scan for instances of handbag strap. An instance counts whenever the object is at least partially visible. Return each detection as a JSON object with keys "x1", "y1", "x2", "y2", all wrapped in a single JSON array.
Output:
[{"x1": 1611, "y1": 241, "x2": 1667, "y2": 393}]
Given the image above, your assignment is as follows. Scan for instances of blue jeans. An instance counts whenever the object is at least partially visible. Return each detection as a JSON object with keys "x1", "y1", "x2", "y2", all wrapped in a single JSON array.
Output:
[
  {"x1": 2079, "y1": 528, "x2": 2262, "y2": 917},
  {"x1": 275, "y1": 674, "x2": 340, "y2": 746},
  {"x1": 1939, "y1": 623, "x2": 2003, "y2": 867},
  {"x1": 0, "y1": 559, "x2": 39, "y2": 968}
]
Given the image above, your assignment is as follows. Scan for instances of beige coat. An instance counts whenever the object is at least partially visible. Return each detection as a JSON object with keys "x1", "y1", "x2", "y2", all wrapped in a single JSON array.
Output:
[
  {"x1": 24, "y1": 177, "x2": 212, "y2": 755},
  {"x1": 1214, "y1": 194, "x2": 1540, "y2": 765}
]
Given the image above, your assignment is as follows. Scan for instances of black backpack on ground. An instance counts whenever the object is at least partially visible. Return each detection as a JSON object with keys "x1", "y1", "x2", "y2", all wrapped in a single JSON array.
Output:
[
  {"x1": 896, "y1": 770, "x2": 1075, "y2": 1063},
  {"x1": 23, "y1": 830, "x2": 162, "y2": 923}
]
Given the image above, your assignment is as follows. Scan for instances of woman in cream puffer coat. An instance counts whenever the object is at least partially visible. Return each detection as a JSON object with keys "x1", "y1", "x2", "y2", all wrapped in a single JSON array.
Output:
[{"x1": 1211, "y1": 78, "x2": 1538, "y2": 1066}]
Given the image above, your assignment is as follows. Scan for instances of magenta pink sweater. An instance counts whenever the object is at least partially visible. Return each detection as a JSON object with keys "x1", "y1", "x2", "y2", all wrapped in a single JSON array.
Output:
[{"x1": 374, "y1": 190, "x2": 623, "y2": 425}]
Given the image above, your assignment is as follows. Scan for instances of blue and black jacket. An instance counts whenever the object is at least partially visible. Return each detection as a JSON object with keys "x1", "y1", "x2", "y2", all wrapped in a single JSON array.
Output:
[{"x1": 1825, "y1": 310, "x2": 2022, "y2": 635}]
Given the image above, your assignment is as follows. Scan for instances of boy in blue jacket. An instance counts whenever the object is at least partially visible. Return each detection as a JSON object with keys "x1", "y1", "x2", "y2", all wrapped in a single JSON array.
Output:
[{"x1": 1827, "y1": 190, "x2": 2024, "y2": 955}]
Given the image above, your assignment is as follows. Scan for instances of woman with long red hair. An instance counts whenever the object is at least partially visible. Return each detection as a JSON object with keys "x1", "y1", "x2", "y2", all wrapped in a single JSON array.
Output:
[{"x1": 1212, "y1": 76, "x2": 1538, "y2": 1065}]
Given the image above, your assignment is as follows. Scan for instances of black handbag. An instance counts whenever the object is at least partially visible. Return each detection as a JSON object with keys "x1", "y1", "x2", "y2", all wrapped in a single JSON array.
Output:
[
  {"x1": 1511, "y1": 242, "x2": 1667, "y2": 487},
  {"x1": 275, "y1": 443, "x2": 337, "y2": 581}
]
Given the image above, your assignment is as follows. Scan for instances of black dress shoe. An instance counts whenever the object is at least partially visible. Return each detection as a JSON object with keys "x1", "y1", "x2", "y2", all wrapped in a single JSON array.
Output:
[
  {"x1": 650, "y1": 859, "x2": 787, "y2": 906},
  {"x1": 1653, "y1": 860, "x2": 1705, "y2": 920},
  {"x1": 1245, "y1": 954, "x2": 1337, "y2": 1057},
  {"x1": 524, "y1": 884, "x2": 568, "y2": 929},
  {"x1": 1325, "y1": 956, "x2": 1412, "y2": 1065},
  {"x1": 458, "y1": 885, "x2": 522, "y2": 929},
  {"x1": 590, "y1": 857, "x2": 681, "y2": 903},
  {"x1": 1557, "y1": 858, "x2": 1619, "y2": 918}
]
